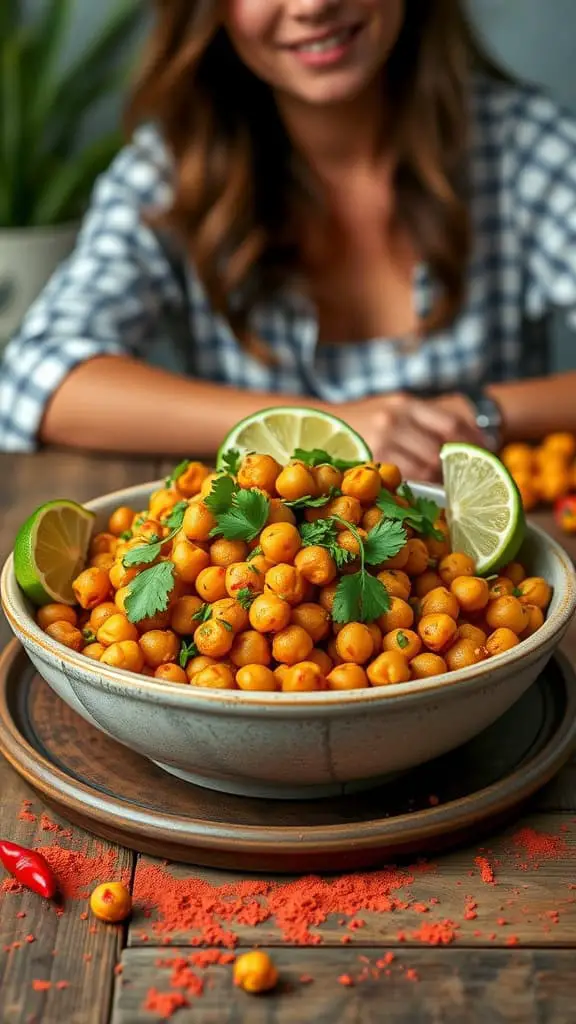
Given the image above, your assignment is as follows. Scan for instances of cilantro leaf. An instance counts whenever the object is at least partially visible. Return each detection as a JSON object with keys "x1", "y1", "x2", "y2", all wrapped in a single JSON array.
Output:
[
  {"x1": 299, "y1": 518, "x2": 354, "y2": 570},
  {"x1": 192, "y1": 603, "x2": 212, "y2": 623},
  {"x1": 164, "y1": 500, "x2": 188, "y2": 531},
  {"x1": 376, "y1": 488, "x2": 443, "y2": 540},
  {"x1": 332, "y1": 571, "x2": 391, "y2": 624},
  {"x1": 125, "y1": 562, "x2": 175, "y2": 623},
  {"x1": 219, "y1": 449, "x2": 242, "y2": 475},
  {"x1": 292, "y1": 447, "x2": 361, "y2": 471},
  {"x1": 396, "y1": 630, "x2": 409, "y2": 649},
  {"x1": 179, "y1": 638, "x2": 198, "y2": 669},
  {"x1": 123, "y1": 542, "x2": 162, "y2": 567},
  {"x1": 204, "y1": 474, "x2": 238, "y2": 515},
  {"x1": 284, "y1": 489, "x2": 339, "y2": 509},
  {"x1": 119, "y1": 530, "x2": 132, "y2": 541},
  {"x1": 210, "y1": 488, "x2": 270, "y2": 541},
  {"x1": 82, "y1": 628, "x2": 97, "y2": 644},
  {"x1": 363, "y1": 520, "x2": 407, "y2": 566},
  {"x1": 236, "y1": 587, "x2": 256, "y2": 610},
  {"x1": 165, "y1": 459, "x2": 190, "y2": 488},
  {"x1": 247, "y1": 545, "x2": 262, "y2": 561}
]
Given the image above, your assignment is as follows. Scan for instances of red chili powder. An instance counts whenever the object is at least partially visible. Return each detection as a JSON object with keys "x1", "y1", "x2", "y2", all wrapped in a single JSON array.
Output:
[
  {"x1": 18, "y1": 800, "x2": 36, "y2": 823},
  {"x1": 189, "y1": 950, "x2": 235, "y2": 968},
  {"x1": 338, "y1": 974, "x2": 354, "y2": 987},
  {"x1": 475, "y1": 856, "x2": 496, "y2": 884},
  {"x1": 32, "y1": 981, "x2": 51, "y2": 992},
  {"x1": 411, "y1": 920, "x2": 459, "y2": 945},
  {"x1": 35, "y1": 844, "x2": 125, "y2": 900},
  {"x1": 405, "y1": 968, "x2": 419, "y2": 981},
  {"x1": 143, "y1": 990, "x2": 187, "y2": 1018},
  {"x1": 133, "y1": 865, "x2": 418, "y2": 945},
  {"x1": 39, "y1": 813, "x2": 73, "y2": 839},
  {"x1": 511, "y1": 827, "x2": 568, "y2": 861}
]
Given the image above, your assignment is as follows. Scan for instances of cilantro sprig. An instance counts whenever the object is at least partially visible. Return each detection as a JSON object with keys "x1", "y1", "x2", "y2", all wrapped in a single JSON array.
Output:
[
  {"x1": 283, "y1": 486, "x2": 340, "y2": 510},
  {"x1": 122, "y1": 502, "x2": 188, "y2": 568},
  {"x1": 218, "y1": 448, "x2": 242, "y2": 475},
  {"x1": 179, "y1": 639, "x2": 199, "y2": 669},
  {"x1": 300, "y1": 519, "x2": 354, "y2": 570},
  {"x1": 292, "y1": 447, "x2": 361, "y2": 471},
  {"x1": 376, "y1": 484, "x2": 443, "y2": 540},
  {"x1": 205, "y1": 475, "x2": 269, "y2": 542},
  {"x1": 125, "y1": 562, "x2": 175, "y2": 624}
]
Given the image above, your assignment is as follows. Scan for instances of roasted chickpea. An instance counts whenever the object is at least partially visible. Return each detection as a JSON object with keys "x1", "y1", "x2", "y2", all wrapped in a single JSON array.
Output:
[
  {"x1": 341, "y1": 465, "x2": 381, "y2": 503},
  {"x1": 327, "y1": 664, "x2": 368, "y2": 690},
  {"x1": 91, "y1": 553, "x2": 116, "y2": 573},
  {"x1": 378, "y1": 597, "x2": 414, "y2": 633},
  {"x1": 226, "y1": 561, "x2": 266, "y2": 598},
  {"x1": 237, "y1": 453, "x2": 281, "y2": 493},
  {"x1": 154, "y1": 663, "x2": 189, "y2": 683},
  {"x1": 100, "y1": 640, "x2": 144, "y2": 673},
  {"x1": 319, "y1": 582, "x2": 339, "y2": 613},
  {"x1": 418, "y1": 613, "x2": 458, "y2": 652},
  {"x1": 377, "y1": 463, "x2": 402, "y2": 491},
  {"x1": 264, "y1": 563, "x2": 306, "y2": 605},
  {"x1": 37, "y1": 603, "x2": 78, "y2": 630},
  {"x1": 367, "y1": 621, "x2": 383, "y2": 652},
  {"x1": 337, "y1": 528, "x2": 365, "y2": 560},
  {"x1": 260, "y1": 523, "x2": 302, "y2": 564},
  {"x1": 502, "y1": 562, "x2": 526, "y2": 586},
  {"x1": 194, "y1": 664, "x2": 236, "y2": 689},
  {"x1": 410, "y1": 653, "x2": 447, "y2": 678},
  {"x1": 248, "y1": 593, "x2": 292, "y2": 633},
  {"x1": 380, "y1": 544, "x2": 410, "y2": 571},
  {"x1": 450, "y1": 576, "x2": 490, "y2": 613},
  {"x1": 266, "y1": 498, "x2": 297, "y2": 526},
  {"x1": 326, "y1": 637, "x2": 343, "y2": 666},
  {"x1": 176, "y1": 461, "x2": 211, "y2": 498},
  {"x1": 90, "y1": 532, "x2": 118, "y2": 558},
  {"x1": 72, "y1": 567, "x2": 111, "y2": 609},
  {"x1": 362, "y1": 506, "x2": 383, "y2": 531},
  {"x1": 182, "y1": 501, "x2": 217, "y2": 543},
  {"x1": 485, "y1": 595, "x2": 529, "y2": 634},
  {"x1": 148, "y1": 488, "x2": 180, "y2": 520},
  {"x1": 194, "y1": 618, "x2": 234, "y2": 657},
  {"x1": 209, "y1": 538, "x2": 249, "y2": 568},
  {"x1": 438, "y1": 552, "x2": 476, "y2": 586},
  {"x1": 132, "y1": 518, "x2": 166, "y2": 545},
  {"x1": 185, "y1": 655, "x2": 217, "y2": 682},
  {"x1": 109, "y1": 561, "x2": 139, "y2": 591},
  {"x1": 307, "y1": 648, "x2": 333, "y2": 675},
  {"x1": 414, "y1": 570, "x2": 442, "y2": 599},
  {"x1": 87, "y1": 602, "x2": 119, "y2": 633},
  {"x1": 521, "y1": 604, "x2": 545, "y2": 638},
  {"x1": 444, "y1": 638, "x2": 485, "y2": 671},
  {"x1": 83, "y1": 642, "x2": 106, "y2": 661},
  {"x1": 324, "y1": 495, "x2": 363, "y2": 528},
  {"x1": 195, "y1": 565, "x2": 228, "y2": 602},
  {"x1": 45, "y1": 621, "x2": 84, "y2": 651},
  {"x1": 421, "y1": 586, "x2": 460, "y2": 620},
  {"x1": 312, "y1": 463, "x2": 342, "y2": 495},
  {"x1": 108, "y1": 507, "x2": 135, "y2": 537},
  {"x1": 236, "y1": 664, "x2": 278, "y2": 691},
  {"x1": 282, "y1": 661, "x2": 325, "y2": 692},
  {"x1": 425, "y1": 520, "x2": 451, "y2": 561},
  {"x1": 485, "y1": 628, "x2": 520, "y2": 657},
  {"x1": 97, "y1": 613, "x2": 138, "y2": 646},
  {"x1": 275, "y1": 463, "x2": 317, "y2": 501},
  {"x1": 488, "y1": 577, "x2": 515, "y2": 599},
  {"x1": 294, "y1": 546, "x2": 337, "y2": 586},
  {"x1": 169, "y1": 595, "x2": 204, "y2": 634},
  {"x1": 376, "y1": 569, "x2": 411, "y2": 601},
  {"x1": 404, "y1": 539, "x2": 430, "y2": 577},
  {"x1": 139, "y1": 629, "x2": 180, "y2": 668},
  {"x1": 383, "y1": 628, "x2": 422, "y2": 661},
  {"x1": 367, "y1": 651, "x2": 411, "y2": 686},
  {"x1": 456, "y1": 623, "x2": 487, "y2": 647},
  {"x1": 210, "y1": 597, "x2": 250, "y2": 634},
  {"x1": 290, "y1": 603, "x2": 330, "y2": 644},
  {"x1": 272, "y1": 625, "x2": 314, "y2": 665},
  {"x1": 274, "y1": 664, "x2": 291, "y2": 687},
  {"x1": 335, "y1": 622, "x2": 374, "y2": 664},
  {"x1": 230, "y1": 630, "x2": 272, "y2": 667},
  {"x1": 516, "y1": 577, "x2": 552, "y2": 610}
]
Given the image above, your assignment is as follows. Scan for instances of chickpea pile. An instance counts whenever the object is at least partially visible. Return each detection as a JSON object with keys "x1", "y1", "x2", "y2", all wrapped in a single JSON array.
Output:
[
  {"x1": 501, "y1": 432, "x2": 576, "y2": 512},
  {"x1": 36, "y1": 454, "x2": 553, "y2": 692}
]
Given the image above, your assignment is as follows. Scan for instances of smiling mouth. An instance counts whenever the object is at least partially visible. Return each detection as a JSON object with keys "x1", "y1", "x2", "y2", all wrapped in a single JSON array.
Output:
[{"x1": 287, "y1": 24, "x2": 362, "y2": 54}]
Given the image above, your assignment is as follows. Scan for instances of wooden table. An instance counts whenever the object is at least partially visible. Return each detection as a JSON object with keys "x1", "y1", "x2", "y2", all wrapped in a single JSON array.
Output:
[{"x1": 1, "y1": 450, "x2": 576, "y2": 1024}]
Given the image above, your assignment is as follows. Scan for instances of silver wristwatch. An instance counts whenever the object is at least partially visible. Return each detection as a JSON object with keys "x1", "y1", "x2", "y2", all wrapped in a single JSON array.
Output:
[{"x1": 462, "y1": 388, "x2": 503, "y2": 452}]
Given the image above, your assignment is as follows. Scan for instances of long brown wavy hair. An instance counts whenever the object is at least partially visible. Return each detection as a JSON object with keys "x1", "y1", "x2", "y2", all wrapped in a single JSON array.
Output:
[{"x1": 127, "y1": 1, "x2": 508, "y2": 355}]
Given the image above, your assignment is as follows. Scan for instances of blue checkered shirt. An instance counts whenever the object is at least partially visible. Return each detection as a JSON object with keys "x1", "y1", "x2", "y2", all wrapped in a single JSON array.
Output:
[{"x1": 2, "y1": 76, "x2": 576, "y2": 451}]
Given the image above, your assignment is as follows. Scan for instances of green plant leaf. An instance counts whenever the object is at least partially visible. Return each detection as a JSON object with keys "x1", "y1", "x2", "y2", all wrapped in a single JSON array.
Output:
[
  {"x1": 29, "y1": 0, "x2": 73, "y2": 139},
  {"x1": 31, "y1": 132, "x2": 123, "y2": 226}
]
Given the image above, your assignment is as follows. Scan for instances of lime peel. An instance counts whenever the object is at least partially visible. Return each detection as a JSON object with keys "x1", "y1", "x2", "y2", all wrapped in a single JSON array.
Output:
[
  {"x1": 217, "y1": 406, "x2": 372, "y2": 468},
  {"x1": 14, "y1": 500, "x2": 95, "y2": 606}
]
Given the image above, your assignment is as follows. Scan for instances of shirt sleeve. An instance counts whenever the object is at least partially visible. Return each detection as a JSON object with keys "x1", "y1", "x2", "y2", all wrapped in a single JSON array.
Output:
[
  {"x1": 512, "y1": 89, "x2": 576, "y2": 327},
  {"x1": 0, "y1": 126, "x2": 186, "y2": 451}
]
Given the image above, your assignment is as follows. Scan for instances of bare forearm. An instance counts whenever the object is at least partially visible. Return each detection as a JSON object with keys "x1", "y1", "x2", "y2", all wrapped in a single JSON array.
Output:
[
  {"x1": 40, "y1": 355, "x2": 328, "y2": 456},
  {"x1": 488, "y1": 372, "x2": 576, "y2": 443}
]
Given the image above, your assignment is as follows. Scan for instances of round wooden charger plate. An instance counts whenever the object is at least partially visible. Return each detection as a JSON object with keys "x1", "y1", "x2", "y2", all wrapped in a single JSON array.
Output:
[{"x1": 1, "y1": 639, "x2": 576, "y2": 873}]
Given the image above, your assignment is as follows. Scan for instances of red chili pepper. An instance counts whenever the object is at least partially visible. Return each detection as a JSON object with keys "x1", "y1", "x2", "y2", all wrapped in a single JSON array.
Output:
[
  {"x1": 554, "y1": 495, "x2": 576, "y2": 535},
  {"x1": 0, "y1": 840, "x2": 57, "y2": 899}
]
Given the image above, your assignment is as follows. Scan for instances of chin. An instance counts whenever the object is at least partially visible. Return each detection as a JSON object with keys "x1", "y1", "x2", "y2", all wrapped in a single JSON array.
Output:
[{"x1": 285, "y1": 71, "x2": 377, "y2": 108}]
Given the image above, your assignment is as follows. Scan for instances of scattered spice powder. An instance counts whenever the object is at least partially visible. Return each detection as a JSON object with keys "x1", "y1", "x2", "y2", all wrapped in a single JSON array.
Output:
[
  {"x1": 411, "y1": 920, "x2": 459, "y2": 945},
  {"x1": 338, "y1": 974, "x2": 354, "y2": 987},
  {"x1": 18, "y1": 800, "x2": 36, "y2": 823},
  {"x1": 33, "y1": 843, "x2": 125, "y2": 900},
  {"x1": 511, "y1": 827, "x2": 568, "y2": 862},
  {"x1": 474, "y1": 856, "x2": 496, "y2": 885},
  {"x1": 405, "y1": 968, "x2": 419, "y2": 981},
  {"x1": 143, "y1": 990, "x2": 187, "y2": 1018},
  {"x1": 31, "y1": 981, "x2": 51, "y2": 992},
  {"x1": 39, "y1": 814, "x2": 73, "y2": 840}
]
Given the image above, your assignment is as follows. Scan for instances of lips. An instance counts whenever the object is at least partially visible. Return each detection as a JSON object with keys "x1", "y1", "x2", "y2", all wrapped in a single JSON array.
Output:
[{"x1": 286, "y1": 24, "x2": 361, "y2": 54}]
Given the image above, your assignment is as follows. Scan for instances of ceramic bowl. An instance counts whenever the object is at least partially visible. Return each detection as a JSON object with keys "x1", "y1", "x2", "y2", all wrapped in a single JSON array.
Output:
[{"x1": 2, "y1": 481, "x2": 576, "y2": 800}]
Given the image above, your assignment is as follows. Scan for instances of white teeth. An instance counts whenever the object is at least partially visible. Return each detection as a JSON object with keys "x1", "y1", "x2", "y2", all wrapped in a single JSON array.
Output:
[{"x1": 296, "y1": 29, "x2": 351, "y2": 53}]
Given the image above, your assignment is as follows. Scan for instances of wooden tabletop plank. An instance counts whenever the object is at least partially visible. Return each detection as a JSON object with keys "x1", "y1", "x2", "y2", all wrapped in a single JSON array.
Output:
[
  {"x1": 0, "y1": 760, "x2": 133, "y2": 1024},
  {"x1": 111, "y1": 945, "x2": 576, "y2": 1024},
  {"x1": 128, "y1": 811, "x2": 576, "y2": 950}
]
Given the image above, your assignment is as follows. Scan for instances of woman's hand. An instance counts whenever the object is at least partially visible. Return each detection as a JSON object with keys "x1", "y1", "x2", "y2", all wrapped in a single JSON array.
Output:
[{"x1": 342, "y1": 392, "x2": 485, "y2": 482}]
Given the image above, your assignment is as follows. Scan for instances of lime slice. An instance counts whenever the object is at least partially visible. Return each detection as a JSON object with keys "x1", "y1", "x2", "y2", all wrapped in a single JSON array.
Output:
[
  {"x1": 440, "y1": 442, "x2": 525, "y2": 574},
  {"x1": 217, "y1": 406, "x2": 372, "y2": 468},
  {"x1": 14, "y1": 500, "x2": 96, "y2": 606}
]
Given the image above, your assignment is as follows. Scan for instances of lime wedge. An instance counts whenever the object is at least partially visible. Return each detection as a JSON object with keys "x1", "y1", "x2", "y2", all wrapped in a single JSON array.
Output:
[
  {"x1": 14, "y1": 500, "x2": 96, "y2": 606},
  {"x1": 440, "y1": 442, "x2": 525, "y2": 574},
  {"x1": 217, "y1": 406, "x2": 372, "y2": 468}
]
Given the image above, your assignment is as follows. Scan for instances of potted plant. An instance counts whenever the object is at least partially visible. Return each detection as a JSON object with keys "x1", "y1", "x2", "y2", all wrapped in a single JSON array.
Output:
[{"x1": 0, "y1": 0, "x2": 142, "y2": 346}]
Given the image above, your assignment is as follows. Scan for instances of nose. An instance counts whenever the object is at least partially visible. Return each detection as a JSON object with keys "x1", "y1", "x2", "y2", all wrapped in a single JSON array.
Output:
[{"x1": 290, "y1": 0, "x2": 343, "y2": 20}]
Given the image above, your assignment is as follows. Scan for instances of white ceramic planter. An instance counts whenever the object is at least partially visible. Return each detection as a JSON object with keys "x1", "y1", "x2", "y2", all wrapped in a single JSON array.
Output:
[{"x1": 0, "y1": 223, "x2": 77, "y2": 346}]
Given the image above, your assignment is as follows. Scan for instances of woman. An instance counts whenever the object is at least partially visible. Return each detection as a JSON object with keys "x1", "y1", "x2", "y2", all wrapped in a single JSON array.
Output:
[{"x1": 1, "y1": 0, "x2": 576, "y2": 481}]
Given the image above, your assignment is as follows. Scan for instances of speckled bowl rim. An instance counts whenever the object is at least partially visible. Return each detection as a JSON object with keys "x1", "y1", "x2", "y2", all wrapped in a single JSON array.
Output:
[{"x1": 2, "y1": 479, "x2": 575, "y2": 710}]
